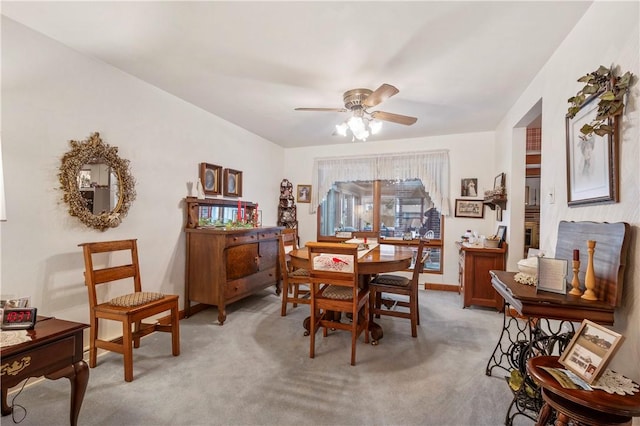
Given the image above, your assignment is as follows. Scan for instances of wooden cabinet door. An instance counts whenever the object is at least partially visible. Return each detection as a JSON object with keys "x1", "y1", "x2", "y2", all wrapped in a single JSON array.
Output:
[
  {"x1": 226, "y1": 243, "x2": 259, "y2": 280},
  {"x1": 258, "y1": 239, "x2": 278, "y2": 271},
  {"x1": 467, "y1": 253, "x2": 501, "y2": 307}
]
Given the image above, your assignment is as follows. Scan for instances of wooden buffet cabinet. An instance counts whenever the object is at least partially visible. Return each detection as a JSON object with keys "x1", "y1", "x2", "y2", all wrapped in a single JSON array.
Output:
[
  {"x1": 457, "y1": 241, "x2": 507, "y2": 311},
  {"x1": 183, "y1": 197, "x2": 283, "y2": 324}
]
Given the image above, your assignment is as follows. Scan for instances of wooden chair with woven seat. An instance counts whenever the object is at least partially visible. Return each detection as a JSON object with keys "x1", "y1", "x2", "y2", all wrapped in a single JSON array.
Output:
[
  {"x1": 369, "y1": 238, "x2": 427, "y2": 339},
  {"x1": 307, "y1": 242, "x2": 369, "y2": 366},
  {"x1": 279, "y1": 229, "x2": 310, "y2": 316},
  {"x1": 79, "y1": 239, "x2": 180, "y2": 382}
]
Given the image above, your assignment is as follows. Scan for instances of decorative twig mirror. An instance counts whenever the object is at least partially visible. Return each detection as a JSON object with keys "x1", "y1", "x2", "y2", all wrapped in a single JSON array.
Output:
[{"x1": 58, "y1": 132, "x2": 136, "y2": 231}]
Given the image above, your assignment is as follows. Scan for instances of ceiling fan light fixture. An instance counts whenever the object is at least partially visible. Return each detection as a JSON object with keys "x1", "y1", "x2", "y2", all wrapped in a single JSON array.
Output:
[
  {"x1": 335, "y1": 122, "x2": 348, "y2": 136},
  {"x1": 369, "y1": 119, "x2": 382, "y2": 135},
  {"x1": 296, "y1": 83, "x2": 416, "y2": 141},
  {"x1": 337, "y1": 113, "x2": 378, "y2": 142},
  {"x1": 347, "y1": 115, "x2": 365, "y2": 132}
]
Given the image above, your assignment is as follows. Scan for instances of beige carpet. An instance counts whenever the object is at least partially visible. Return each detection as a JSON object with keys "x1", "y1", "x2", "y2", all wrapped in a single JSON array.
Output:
[{"x1": 5, "y1": 289, "x2": 524, "y2": 425}]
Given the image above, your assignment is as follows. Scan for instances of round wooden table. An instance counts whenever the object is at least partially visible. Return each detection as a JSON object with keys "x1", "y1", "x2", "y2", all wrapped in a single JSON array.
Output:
[
  {"x1": 289, "y1": 243, "x2": 414, "y2": 342},
  {"x1": 289, "y1": 243, "x2": 414, "y2": 275},
  {"x1": 527, "y1": 356, "x2": 640, "y2": 426}
]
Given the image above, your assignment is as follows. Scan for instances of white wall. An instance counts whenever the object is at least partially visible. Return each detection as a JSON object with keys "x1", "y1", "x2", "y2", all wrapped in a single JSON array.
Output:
[
  {"x1": 0, "y1": 18, "x2": 284, "y2": 334},
  {"x1": 284, "y1": 131, "x2": 498, "y2": 286},
  {"x1": 495, "y1": 2, "x2": 640, "y2": 382}
]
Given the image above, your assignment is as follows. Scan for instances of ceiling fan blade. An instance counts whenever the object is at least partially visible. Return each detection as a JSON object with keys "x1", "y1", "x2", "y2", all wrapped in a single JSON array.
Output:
[
  {"x1": 362, "y1": 84, "x2": 399, "y2": 108},
  {"x1": 295, "y1": 107, "x2": 347, "y2": 112},
  {"x1": 371, "y1": 111, "x2": 418, "y2": 126}
]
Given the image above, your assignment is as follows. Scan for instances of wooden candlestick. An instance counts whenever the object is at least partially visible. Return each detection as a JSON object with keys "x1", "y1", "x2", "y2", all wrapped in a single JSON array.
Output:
[
  {"x1": 581, "y1": 240, "x2": 598, "y2": 300},
  {"x1": 569, "y1": 260, "x2": 582, "y2": 296}
]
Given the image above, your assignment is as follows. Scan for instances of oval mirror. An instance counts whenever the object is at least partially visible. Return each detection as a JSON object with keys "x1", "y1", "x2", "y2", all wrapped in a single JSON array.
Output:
[{"x1": 59, "y1": 132, "x2": 135, "y2": 231}]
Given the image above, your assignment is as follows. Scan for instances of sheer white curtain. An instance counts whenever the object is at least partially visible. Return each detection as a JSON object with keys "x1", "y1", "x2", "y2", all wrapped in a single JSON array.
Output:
[{"x1": 310, "y1": 150, "x2": 450, "y2": 216}]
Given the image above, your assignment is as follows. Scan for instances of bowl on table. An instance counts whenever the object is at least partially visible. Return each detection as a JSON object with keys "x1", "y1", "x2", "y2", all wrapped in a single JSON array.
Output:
[
  {"x1": 517, "y1": 257, "x2": 539, "y2": 276},
  {"x1": 483, "y1": 238, "x2": 501, "y2": 248}
]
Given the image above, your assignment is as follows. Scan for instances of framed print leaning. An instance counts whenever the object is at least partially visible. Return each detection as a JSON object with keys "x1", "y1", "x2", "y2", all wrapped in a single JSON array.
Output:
[
  {"x1": 566, "y1": 94, "x2": 619, "y2": 206},
  {"x1": 559, "y1": 319, "x2": 624, "y2": 384}
]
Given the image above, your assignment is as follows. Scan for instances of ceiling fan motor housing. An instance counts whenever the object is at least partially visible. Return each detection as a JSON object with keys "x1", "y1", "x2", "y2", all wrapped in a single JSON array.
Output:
[{"x1": 343, "y1": 88, "x2": 373, "y2": 110}]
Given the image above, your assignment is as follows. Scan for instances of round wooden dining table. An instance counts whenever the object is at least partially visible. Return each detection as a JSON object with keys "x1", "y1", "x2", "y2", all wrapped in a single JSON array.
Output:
[
  {"x1": 288, "y1": 243, "x2": 414, "y2": 275},
  {"x1": 288, "y1": 243, "x2": 414, "y2": 342}
]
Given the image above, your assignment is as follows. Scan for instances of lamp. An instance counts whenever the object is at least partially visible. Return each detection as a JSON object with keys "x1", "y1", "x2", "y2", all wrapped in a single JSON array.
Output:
[{"x1": 335, "y1": 108, "x2": 382, "y2": 142}]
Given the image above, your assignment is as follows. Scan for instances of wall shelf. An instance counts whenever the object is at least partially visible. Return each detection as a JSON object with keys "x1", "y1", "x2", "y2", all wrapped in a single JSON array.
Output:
[{"x1": 483, "y1": 196, "x2": 507, "y2": 210}]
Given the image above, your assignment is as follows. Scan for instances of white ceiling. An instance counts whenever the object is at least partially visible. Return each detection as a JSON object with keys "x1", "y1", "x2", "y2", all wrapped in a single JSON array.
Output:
[{"x1": 2, "y1": 1, "x2": 591, "y2": 148}]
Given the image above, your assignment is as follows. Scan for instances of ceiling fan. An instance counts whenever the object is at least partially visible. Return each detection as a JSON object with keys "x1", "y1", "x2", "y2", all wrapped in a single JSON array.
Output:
[{"x1": 295, "y1": 83, "x2": 417, "y2": 141}]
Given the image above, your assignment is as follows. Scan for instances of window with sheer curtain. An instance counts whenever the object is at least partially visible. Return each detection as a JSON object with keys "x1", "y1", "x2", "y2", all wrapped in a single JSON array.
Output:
[
  {"x1": 310, "y1": 151, "x2": 450, "y2": 274},
  {"x1": 310, "y1": 150, "x2": 450, "y2": 216}
]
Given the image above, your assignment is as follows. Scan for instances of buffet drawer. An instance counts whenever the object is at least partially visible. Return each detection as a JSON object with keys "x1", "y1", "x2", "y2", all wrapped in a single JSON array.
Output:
[
  {"x1": 225, "y1": 232, "x2": 259, "y2": 247},
  {"x1": 224, "y1": 268, "x2": 277, "y2": 300},
  {"x1": 258, "y1": 229, "x2": 281, "y2": 241}
]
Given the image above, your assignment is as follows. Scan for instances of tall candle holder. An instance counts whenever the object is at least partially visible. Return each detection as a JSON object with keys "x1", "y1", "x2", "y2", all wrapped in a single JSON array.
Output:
[
  {"x1": 581, "y1": 240, "x2": 598, "y2": 301},
  {"x1": 569, "y1": 260, "x2": 583, "y2": 296}
]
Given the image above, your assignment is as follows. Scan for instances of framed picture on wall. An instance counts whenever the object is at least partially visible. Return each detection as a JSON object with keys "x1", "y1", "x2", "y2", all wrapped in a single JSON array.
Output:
[
  {"x1": 223, "y1": 169, "x2": 243, "y2": 197},
  {"x1": 566, "y1": 93, "x2": 619, "y2": 206},
  {"x1": 297, "y1": 185, "x2": 311, "y2": 203},
  {"x1": 200, "y1": 163, "x2": 222, "y2": 196},
  {"x1": 454, "y1": 199, "x2": 484, "y2": 218},
  {"x1": 461, "y1": 178, "x2": 478, "y2": 197}
]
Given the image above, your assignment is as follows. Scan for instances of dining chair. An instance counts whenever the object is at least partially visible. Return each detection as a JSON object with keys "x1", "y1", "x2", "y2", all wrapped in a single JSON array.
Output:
[
  {"x1": 78, "y1": 239, "x2": 180, "y2": 382},
  {"x1": 279, "y1": 229, "x2": 310, "y2": 316},
  {"x1": 369, "y1": 239, "x2": 427, "y2": 339},
  {"x1": 307, "y1": 242, "x2": 369, "y2": 366}
]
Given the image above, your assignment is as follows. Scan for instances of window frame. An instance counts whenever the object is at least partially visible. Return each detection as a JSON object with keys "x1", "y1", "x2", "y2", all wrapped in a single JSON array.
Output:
[{"x1": 316, "y1": 180, "x2": 444, "y2": 274}]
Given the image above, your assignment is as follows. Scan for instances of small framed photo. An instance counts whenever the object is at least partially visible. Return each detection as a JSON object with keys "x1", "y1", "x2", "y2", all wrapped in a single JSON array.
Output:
[
  {"x1": 496, "y1": 225, "x2": 507, "y2": 242},
  {"x1": 297, "y1": 185, "x2": 311, "y2": 203},
  {"x1": 223, "y1": 168, "x2": 243, "y2": 197},
  {"x1": 461, "y1": 178, "x2": 478, "y2": 197},
  {"x1": 566, "y1": 93, "x2": 619, "y2": 206},
  {"x1": 454, "y1": 199, "x2": 484, "y2": 218},
  {"x1": 536, "y1": 257, "x2": 568, "y2": 294},
  {"x1": 559, "y1": 319, "x2": 624, "y2": 384},
  {"x1": 200, "y1": 163, "x2": 222, "y2": 196},
  {"x1": 494, "y1": 173, "x2": 505, "y2": 191}
]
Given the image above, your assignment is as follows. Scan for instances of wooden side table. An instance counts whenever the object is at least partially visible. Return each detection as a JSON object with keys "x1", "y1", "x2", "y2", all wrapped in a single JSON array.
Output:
[
  {"x1": 1, "y1": 317, "x2": 89, "y2": 426},
  {"x1": 456, "y1": 241, "x2": 507, "y2": 311},
  {"x1": 527, "y1": 356, "x2": 640, "y2": 426}
]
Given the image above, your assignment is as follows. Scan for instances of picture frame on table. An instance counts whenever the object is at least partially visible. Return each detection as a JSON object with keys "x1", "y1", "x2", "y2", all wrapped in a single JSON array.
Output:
[
  {"x1": 200, "y1": 163, "x2": 222, "y2": 196},
  {"x1": 297, "y1": 185, "x2": 311, "y2": 203},
  {"x1": 223, "y1": 168, "x2": 243, "y2": 197},
  {"x1": 559, "y1": 319, "x2": 624, "y2": 384},
  {"x1": 454, "y1": 199, "x2": 484, "y2": 219},
  {"x1": 566, "y1": 93, "x2": 619, "y2": 206},
  {"x1": 496, "y1": 225, "x2": 507, "y2": 242},
  {"x1": 536, "y1": 257, "x2": 568, "y2": 295},
  {"x1": 493, "y1": 173, "x2": 505, "y2": 191}
]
